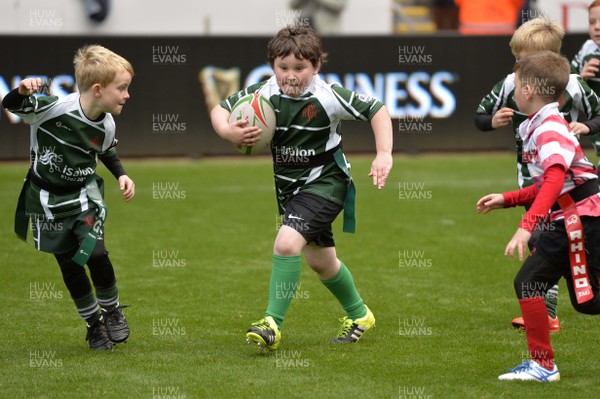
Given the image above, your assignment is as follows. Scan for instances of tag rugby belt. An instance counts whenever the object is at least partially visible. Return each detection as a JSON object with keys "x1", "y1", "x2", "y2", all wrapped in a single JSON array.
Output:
[
  {"x1": 551, "y1": 178, "x2": 599, "y2": 212},
  {"x1": 554, "y1": 178, "x2": 599, "y2": 304},
  {"x1": 26, "y1": 168, "x2": 85, "y2": 194}
]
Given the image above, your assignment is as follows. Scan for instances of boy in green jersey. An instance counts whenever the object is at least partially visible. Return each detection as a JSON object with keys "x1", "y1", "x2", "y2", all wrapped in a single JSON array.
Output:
[
  {"x1": 2, "y1": 45, "x2": 135, "y2": 351},
  {"x1": 211, "y1": 25, "x2": 393, "y2": 350},
  {"x1": 475, "y1": 18, "x2": 600, "y2": 332}
]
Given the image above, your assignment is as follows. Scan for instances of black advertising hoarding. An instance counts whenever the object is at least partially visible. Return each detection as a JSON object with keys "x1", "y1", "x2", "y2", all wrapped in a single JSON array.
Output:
[{"x1": 0, "y1": 34, "x2": 588, "y2": 160}]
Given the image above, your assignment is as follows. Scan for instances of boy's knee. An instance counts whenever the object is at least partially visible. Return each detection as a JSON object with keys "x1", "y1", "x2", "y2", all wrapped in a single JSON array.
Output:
[
  {"x1": 273, "y1": 242, "x2": 299, "y2": 257},
  {"x1": 514, "y1": 277, "x2": 552, "y2": 300},
  {"x1": 273, "y1": 226, "x2": 305, "y2": 256},
  {"x1": 55, "y1": 249, "x2": 85, "y2": 277},
  {"x1": 91, "y1": 247, "x2": 108, "y2": 262},
  {"x1": 88, "y1": 240, "x2": 109, "y2": 264}
]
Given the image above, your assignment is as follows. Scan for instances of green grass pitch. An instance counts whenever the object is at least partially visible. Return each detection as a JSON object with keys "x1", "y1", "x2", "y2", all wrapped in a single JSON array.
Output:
[{"x1": 1, "y1": 153, "x2": 599, "y2": 398}]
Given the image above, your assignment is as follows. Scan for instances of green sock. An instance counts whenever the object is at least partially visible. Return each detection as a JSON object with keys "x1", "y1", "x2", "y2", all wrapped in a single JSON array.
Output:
[
  {"x1": 265, "y1": 254, "x2": 302, "y2": 329},
  {"x1": 545, "y1": 285, "x2": 559, "y2": 319},
  {"x1": 96, "y1": 282, "x2": 119, "y2": 309},
  {"x1": 321, "y1": 261, "x2": 366, "y2": 320},
  {"x1": 73, "y1": 292, "x2": 101, "y2": 323}
]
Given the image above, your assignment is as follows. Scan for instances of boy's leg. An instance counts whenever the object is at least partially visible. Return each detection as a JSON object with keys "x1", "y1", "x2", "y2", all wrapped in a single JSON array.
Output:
[
  {"x1": 295, "y1": 192, "x2": 374, "y2": 343},
  {"x1": 564, "y1": 278, "x2": 600, "y2": 314},
  {"x1": 87, "y1": 239, "x2": 119, "y2": 308},
  {"x1": 511, "y1": 285, "x2": 560, "y2": 330},
  {"x1": 266, "y1": 225, "x2": 306, "y2": 328},
  {"x1": 304, "y1": 245, "x2": 366, "y2": 319},
  {"x1": 246, "y1": 192, "x2": 343, "y2": 349},
  {"x1": 265, "y1": 252, "x2": 303, "y2": 328},
  {"x1": 530, "y1": 230, "x2": 560, "y2": 321},
  {"x1": 54, "y1": 249, "x2": 112, "y2": 350},
  {"x1": 86, "y1": 238, "x2": 130, "y2": 343},
  {"x1": 322, "y1": 261, "x2": 367, "y2": 319},
  {"x1": 55, "y1": 249, "x2": 101, "y2": 322},
  {"x1": 303, "y1": 244, "x2": 374, "y2": 343},
  {"x1": 246, "y1": 226, "x2": 303, "y2": 350},
  {"x1": 504, "y1": 216, "x2": 600, "y2": 380},
  {"x1": 513, "y1": 252, "x2": 562, "y2": 370},
  {"x1": 513, "y1": 228, "x2": 560, "y2": 331},
  {"x1": 499, "y1": 248, "x2": 562, "y2": 381}
]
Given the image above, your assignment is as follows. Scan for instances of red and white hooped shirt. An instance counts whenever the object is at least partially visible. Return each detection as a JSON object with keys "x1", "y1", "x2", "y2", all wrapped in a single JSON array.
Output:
[{"x1": 502, "y1": 102, "x2": 600, "y2": 232}]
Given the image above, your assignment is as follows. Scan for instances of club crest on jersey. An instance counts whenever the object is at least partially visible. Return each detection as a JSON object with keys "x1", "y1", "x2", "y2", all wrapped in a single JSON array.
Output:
[
  {"x1": 301, "y1": 103, "x2": 320, "y2": 122},
  {"x1": 90, "y1": 135, "x2": 101, "y2": 149}
]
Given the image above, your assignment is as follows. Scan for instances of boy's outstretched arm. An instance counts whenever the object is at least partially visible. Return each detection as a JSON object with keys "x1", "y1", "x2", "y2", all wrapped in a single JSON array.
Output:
[
  {"x1": 476, "y1": 193, "x2": 505, "y2": 214},
  {"x1": 99, "y1": 153, "x2": 135, "y2": 201},
  {"x1": 476, "y1": 192, "x2": 530, "y2": 260},
  {"x1": 2, "y1": 78, "x2": 44, "y2": 110},
  {"x1": 368, "y1": 105, "x2": 393, "y2": 189},
  {"x1": 210, "y1": 105, "x2": 261, "y2": 147}
]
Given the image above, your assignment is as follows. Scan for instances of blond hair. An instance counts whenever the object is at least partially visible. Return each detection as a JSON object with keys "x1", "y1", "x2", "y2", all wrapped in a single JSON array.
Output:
[
  {"x1": 509, "y1": 18, "x2": 564, "y2": 57},
  {"x1": 513, "y1": 51, "x2": 570, "y2": 103},
  {"x1": 73, "y1": 44, "x2": 134, "y2": 92}
]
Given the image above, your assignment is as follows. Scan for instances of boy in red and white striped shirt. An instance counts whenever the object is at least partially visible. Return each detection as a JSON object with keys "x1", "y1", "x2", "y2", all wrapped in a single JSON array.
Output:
[{"x1": 477, "y1": 51, "x2": 600, "y2": 382}]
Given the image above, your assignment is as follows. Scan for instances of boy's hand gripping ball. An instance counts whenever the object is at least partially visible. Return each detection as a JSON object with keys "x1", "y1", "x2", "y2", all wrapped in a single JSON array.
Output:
[{"x1": 228, "y1": 92, "x2": 276, "y2": 155}]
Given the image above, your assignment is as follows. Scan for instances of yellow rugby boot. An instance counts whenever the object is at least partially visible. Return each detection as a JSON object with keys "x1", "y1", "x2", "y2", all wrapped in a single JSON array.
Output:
[
  {"x1": 246, "y1": 316, "x2": 281, "y2": 350},
  {"x1": 331, "y1": 305, "x2": 375, "y2": 343}
]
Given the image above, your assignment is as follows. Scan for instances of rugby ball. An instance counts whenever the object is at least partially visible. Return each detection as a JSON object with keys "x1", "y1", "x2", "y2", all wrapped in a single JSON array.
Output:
[{"x1": 228, "y1": 92, "x2": 276, "y2": 155}]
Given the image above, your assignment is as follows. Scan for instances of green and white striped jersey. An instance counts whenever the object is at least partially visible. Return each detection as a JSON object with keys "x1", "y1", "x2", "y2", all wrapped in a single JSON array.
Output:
[
  {"x1": 7, "y1": 92, "x2": 117, "y2": 219},
  {"x1": 571, "y1": 39, "x2": 600, "y2": 95},
  {"x1": 476, "y1": 73, "x2": 600, "y2": 188},
  {"x1": 221, "y1": 75, "x2": 383, "y2": 211}
]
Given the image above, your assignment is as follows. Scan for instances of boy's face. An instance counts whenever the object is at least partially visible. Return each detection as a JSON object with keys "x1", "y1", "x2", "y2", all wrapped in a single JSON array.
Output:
[
  {"x1": 96, "y1": 70, "x2": 132, "y2": 115},
  {"x1": 589, "y1": 6, "x2": 600, "y2": 47},
  {"x1": 272, "y1": 54, "x2": 320, "y2": 97}
]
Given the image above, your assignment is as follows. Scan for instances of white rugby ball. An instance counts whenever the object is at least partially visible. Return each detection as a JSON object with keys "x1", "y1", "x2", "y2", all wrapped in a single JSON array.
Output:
[{"x1": 228, "y1": 92, "x2": 276, "y2": 155}]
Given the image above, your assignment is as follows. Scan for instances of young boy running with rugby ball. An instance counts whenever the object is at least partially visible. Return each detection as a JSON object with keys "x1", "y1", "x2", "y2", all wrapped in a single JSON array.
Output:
[
  {"x1": 477, "y1": 51, "x2": 600, "y2": 381},
  {"x1": 2, "y1": 45, "x2": 135, "y2": 351},
  {"x1": 211, "y1": 25, "x2": 393, "y2": 350}
]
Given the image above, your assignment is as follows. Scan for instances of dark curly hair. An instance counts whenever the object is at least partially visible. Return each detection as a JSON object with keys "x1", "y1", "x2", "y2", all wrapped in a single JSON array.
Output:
[{"x1": 267, "y1": 25, "x2": 328, "y2": 68}]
